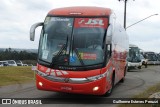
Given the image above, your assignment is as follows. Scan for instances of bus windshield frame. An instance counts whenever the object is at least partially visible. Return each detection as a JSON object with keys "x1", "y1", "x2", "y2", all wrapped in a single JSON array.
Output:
[{"x1": 38, "y1": 16, "x2": 109, "y2": 70}]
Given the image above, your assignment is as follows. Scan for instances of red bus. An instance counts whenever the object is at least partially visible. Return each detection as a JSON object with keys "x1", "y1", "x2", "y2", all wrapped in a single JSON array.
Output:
[{"x1": 30, "y1": 6, "x2": 129, "y2": 96}]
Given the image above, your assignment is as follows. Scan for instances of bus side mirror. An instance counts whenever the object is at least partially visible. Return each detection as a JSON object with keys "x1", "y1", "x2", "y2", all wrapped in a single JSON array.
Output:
[{"x1": 30, "y1": 22, "x2": 43, "y2": 41}]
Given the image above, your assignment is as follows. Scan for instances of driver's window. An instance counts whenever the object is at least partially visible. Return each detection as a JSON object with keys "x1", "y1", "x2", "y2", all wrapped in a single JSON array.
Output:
[{"x1": 106, "y1": 44, "x2": 111, "y2": 62}]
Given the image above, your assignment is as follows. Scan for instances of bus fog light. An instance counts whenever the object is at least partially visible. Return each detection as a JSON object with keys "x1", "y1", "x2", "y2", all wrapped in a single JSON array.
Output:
[
  {"x1": 39, "y1": 82, "x2": 43, "y2": 86},
  {"x1": 93, "y1": 86, "x2": 99, "y2": 91}
]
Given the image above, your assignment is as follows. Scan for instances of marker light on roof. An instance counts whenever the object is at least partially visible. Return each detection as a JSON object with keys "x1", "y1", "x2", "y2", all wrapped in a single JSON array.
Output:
[{"x1": 69, "y1": 12, "x2": 82, "y2": 15}]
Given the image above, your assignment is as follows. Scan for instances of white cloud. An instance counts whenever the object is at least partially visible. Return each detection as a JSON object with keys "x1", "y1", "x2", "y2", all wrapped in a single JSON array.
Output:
[{"x1": 0, "y1": 0, "x2": 160, "y2": 53}]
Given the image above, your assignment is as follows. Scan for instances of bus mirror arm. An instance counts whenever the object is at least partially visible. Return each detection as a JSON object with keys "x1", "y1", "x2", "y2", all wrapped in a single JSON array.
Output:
[{"x1": 30, "y1": 22, "x2": 44, "y2": 41}]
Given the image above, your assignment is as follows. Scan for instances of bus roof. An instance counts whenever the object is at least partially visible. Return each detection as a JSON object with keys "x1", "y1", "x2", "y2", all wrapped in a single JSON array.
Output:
[
  {"x1": 48, "y1": 6, "x2": 112, "y2": 16},
  {"x1": 129, "y1": 44, "x2": 138, "y2": 48},
  {"x1": 144, "y1": 52, "x2": 156, "y2": 54}
]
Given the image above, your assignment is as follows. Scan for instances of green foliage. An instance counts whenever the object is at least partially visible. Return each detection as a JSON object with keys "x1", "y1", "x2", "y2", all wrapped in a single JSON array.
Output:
[
  {"x1": 0, "y1": 48, "x2": 37, "y2": 61},
  {"x1": 118, "y1": 82, "x2": 160, "y2": 107},
  {"x1": 22, "y1": 60, "x2": 37, "y2": 65}
]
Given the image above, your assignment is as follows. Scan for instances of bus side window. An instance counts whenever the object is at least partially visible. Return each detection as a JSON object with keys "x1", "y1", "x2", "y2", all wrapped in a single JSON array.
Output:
[{"x1": 106, "y1": 44, "x2": 112, "y2": 62}]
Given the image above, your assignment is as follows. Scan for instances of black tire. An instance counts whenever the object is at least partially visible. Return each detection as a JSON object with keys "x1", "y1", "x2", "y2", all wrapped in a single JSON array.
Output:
[
  {"x1": 120, "y1": 66, "x2": 127, "y2": 83},
  {"x1": 138, "y1": 66, "x2": 141, "y2": 69},
  {"x1": 103, "y1": 73, "x2": 115, "y2": 97},
  {"x1": 127, "y1": 67, "x2": 130, "y2": 72},
  {"x1": 142, "y1": 61, "x2": 145, "y2": 65},
  {"x1": 145, "y1": 63, "x2": 147, "y2": 68}
]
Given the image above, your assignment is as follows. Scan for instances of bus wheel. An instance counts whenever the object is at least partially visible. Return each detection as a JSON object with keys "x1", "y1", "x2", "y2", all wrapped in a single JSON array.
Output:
[
  {"x1": 145, "y1": 63, "x2": 147, "y2": 68},
  {"x1": 103, "y1": 73, "x2": 115, "y2": 97},
  {"x1": 120, "y1": 66, "x2": 127, "y2": 83},
  {"x1": 138, "y1": 66, "x2": 141, "y2": 69}
]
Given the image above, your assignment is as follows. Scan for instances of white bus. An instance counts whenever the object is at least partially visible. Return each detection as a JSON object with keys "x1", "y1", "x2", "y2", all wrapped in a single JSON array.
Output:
[
  {"x1": 143, "y1": 52, "x2": 158, "y2": 65},
  {"x1": 127, "y1": 44, "x2": 142, "y2": 70}
]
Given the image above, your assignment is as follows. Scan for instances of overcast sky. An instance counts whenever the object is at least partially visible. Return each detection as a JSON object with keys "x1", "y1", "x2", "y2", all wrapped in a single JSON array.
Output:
[{"x1": 0, "y1": 0, "x2": 160, "y2": 53}]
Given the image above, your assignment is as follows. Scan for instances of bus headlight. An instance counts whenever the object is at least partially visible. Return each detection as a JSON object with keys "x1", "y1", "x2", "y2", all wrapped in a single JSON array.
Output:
[
  {"x1": 39, "y1": 82, "x2": 43, "y2": 87},
  {"x1": 93, "y1": 86, "x2": 99, "y2": 91}
]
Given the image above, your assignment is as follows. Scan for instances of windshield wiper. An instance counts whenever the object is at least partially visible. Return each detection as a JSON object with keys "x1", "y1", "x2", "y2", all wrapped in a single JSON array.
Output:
[
  {"x1": 50, "y1": 35, "x2": 69, "y2": 67},
  {"x1": 71, "y1": 34, "x2": 85, "y2": 66},
  {"x1": 74, "y1": 48, "x2": 85, "y2": 66}
]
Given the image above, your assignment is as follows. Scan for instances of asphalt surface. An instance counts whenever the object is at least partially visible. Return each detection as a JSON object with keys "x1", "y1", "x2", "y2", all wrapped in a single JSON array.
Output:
[{"x1": 0, "y1": 65, "x2": 160, "y2": 107}]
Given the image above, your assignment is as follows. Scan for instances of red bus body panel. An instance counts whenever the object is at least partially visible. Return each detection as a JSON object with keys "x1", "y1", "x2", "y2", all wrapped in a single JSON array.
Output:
[
  {"x1": 48, "y1": 6, "x2": 111, "y2": 16},
  {"x1": 36, "y1": 62, "x2": 113, "y2": 95},
  {"x1": 36, "y1": 74, "x2": 108, "y2": 95},
  {"x1": 33, "y1": 6, "x2": 128, "y2": 95}
]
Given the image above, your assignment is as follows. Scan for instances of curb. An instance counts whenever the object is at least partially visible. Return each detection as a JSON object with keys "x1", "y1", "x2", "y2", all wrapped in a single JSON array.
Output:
[{"x1": 149, "y1": 92, "x2": 160, "y2": 98}]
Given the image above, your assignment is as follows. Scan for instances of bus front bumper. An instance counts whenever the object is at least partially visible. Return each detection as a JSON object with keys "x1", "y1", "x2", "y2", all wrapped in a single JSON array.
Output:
[
  {"x1": 128, "y1": 62, "x2": 142, "y2": 67},
  {"x1": 36, "y1": 74, "x2": 109, "y2": 95}
]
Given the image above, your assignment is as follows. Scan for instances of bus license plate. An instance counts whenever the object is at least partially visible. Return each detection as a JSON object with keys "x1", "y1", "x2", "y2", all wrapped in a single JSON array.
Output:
[{"x1": 61, "y1": 86, "x2": 72, "y2": 91}]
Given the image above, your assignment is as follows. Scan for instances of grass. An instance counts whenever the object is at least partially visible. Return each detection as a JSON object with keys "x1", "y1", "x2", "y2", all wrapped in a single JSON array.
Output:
[
  {"x1": 118, "y1": 82, "x2": 160, "y2": 107},
  {"x1": 133, "y1": 83, "x2": 160, "y2": 98},
  {"x1": 0, "y1": 66, "x2": 35, "y2": 86}
]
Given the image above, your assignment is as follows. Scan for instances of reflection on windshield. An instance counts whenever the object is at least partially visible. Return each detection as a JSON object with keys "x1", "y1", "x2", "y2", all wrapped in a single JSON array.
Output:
[
  {"x1": 39, "y1": 17, "x2": 73, "y2": 63},
  {"x1": 38, "y1": 17, "x2": 108, "y2": 67},
  {"x1": 51, "y1": 36, "x2": 69, "y2": 66},
  {"x1": 71, "y1": 27, "x2": 105, "y2": 66}
]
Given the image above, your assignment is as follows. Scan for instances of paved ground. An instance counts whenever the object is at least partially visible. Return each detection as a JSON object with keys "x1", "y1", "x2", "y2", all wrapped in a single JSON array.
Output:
[{"x1": 0, "y1": 65, "x2": 160, "y2": 107}]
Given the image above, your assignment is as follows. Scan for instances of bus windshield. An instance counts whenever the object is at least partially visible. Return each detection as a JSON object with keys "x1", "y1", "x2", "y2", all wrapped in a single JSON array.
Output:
[
  {"x1": 147, "y1": 54, "x2": 157, "y2": 61},
  {"x1": 127, "y1": 47, "x2": 141, "y2": 62},
  {"x1": 157, "y1": 54, "x2": 160, "y2": 61},
  {"x1": 38, "y1": 17, "x2": 108, "y2": 68}
]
